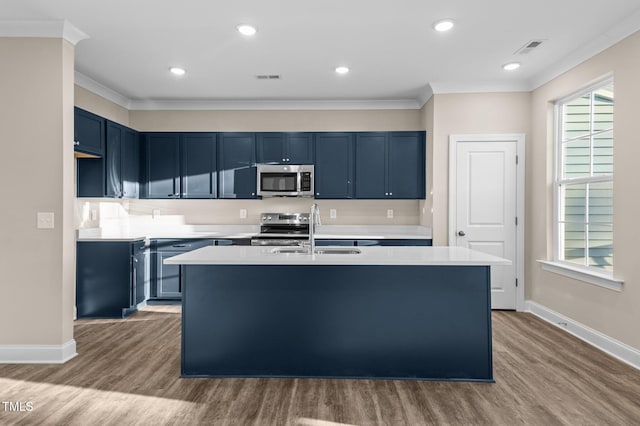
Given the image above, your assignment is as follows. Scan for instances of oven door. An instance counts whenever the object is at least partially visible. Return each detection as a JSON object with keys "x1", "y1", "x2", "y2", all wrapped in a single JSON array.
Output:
[{"x1": 258, "y1": 172, "x2": 300, "y2": 196}]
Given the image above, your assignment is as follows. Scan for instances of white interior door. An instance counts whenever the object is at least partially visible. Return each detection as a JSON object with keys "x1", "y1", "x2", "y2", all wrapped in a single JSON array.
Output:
[{"x1": 451, "y1": 138, "x2": 518, "y2": 309}]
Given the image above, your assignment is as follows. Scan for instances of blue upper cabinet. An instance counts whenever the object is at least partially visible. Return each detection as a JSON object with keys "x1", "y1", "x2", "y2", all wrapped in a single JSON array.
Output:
[
  {"x1": 141, "y1": 133, "x2": 181, "y2": 199},
  {"x1": 256, "y1": 133, "x2": 285, "y2": 164},
  {"x1": 182, "y1": 133, "x2": 218, "y2": 199},
  {"x1": 387, "y1": 132, "x2": 425, "y2": 199},
  {"x1": 219, "y1": 133, "x2": 257, "y2": 199},
  {"x1": 257, "y1": 132, "x2": 314, "y2": 164},
  {"x1": 355, "y1": 131, "x2": 425, "y2": 199},
  {"x1": 105, "y1": 121, "x2": 124, "y2": 198},
  {"x1": 77, "y1": 120, "x2": 138, "y2": 199},
  {"x1": 355, "y1": 133, "x2": 387, "y2": 198},
  {"x1": 74, "y1": 107, "x2": 105, "y2": 156},
  {"x1": 314, "y1": 133, "x2": 355, "y2": 199},
  {"x1": 121, "y1": 127, "x2": 140, "y2": 199}
]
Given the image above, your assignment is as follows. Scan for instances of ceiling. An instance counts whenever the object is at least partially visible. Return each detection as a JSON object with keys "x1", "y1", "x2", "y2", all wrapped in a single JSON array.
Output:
[{"x1": 2, "y1": 0, "x2": 640, "y2": 109}]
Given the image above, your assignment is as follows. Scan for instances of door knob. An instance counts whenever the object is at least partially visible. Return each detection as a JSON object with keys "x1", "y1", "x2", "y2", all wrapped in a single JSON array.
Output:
[{"x1": 458, "y1": 230, "x2": 466, "y2": 236}]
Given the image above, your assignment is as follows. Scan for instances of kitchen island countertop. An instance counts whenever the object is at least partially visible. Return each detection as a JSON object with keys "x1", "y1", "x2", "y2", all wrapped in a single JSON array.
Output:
[{"x1": 164, "y1": 245, "x2": 509, "y2": 266}]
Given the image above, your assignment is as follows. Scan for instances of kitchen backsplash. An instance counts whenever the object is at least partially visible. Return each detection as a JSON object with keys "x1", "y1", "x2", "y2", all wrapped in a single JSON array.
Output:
[{"x1": 75, "y1": 198, "x2": 422, "y2": 229}]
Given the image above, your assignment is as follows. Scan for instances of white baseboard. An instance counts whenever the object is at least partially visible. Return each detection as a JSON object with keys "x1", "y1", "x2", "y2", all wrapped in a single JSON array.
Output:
[
  {"x1": 0, "y1": 339, "x2": 77, "y2": 364},
  {"x1": 526, "y1": 301, "x2": 640, "y2": 370}
]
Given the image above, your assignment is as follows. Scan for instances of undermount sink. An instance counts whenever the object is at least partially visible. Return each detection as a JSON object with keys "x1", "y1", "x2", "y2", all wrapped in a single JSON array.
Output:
[
  {"x1": 271, "y1": 248, "x2": 310, "y2": 254},
  {"x1": 313, "y1": 248, "x2": 361, "y2": 255},
  {"x1": 271, "y1": 247, "x2": 361, "y2": 255}
]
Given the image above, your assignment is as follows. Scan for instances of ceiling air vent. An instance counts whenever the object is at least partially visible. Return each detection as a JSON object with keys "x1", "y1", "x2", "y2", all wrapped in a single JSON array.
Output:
[
  {"x1": 515, "y1": 39, "x2": 545, "y2": 55},
  {"x1": 256, "y1": 75, "x2": 281, "y2": 80}
]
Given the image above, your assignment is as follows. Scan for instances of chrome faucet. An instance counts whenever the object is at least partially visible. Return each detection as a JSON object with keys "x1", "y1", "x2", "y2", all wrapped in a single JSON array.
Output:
[{"x1": 309, "y1": 203, "x2": 320, "y2": 254}]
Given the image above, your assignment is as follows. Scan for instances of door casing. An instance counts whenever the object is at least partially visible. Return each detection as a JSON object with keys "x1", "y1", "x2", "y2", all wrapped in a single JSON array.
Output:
[{"x1": 449, "y1": 133, "x2": 526, "y2": 311}]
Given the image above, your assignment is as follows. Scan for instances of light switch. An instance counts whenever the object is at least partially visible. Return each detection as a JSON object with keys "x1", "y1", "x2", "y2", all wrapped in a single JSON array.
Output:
[
  {"x1": 329, "y1": 209, "x2": 337, "y2": 219},
  {"x1": 37, "y1": 212, "x2": 55, "y2": 229},
  {"x1": 240, "y1": 209, "x2": 247, "y2": 219},
  {"x1": 387, "y1": 209, "x2": 394, "y2": 219}
]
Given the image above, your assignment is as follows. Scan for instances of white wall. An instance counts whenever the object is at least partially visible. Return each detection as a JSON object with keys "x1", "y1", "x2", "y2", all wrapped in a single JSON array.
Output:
[
  {"x1": 528, "y1": 30, "x2": 640, "y2": 350},
  {"x1": 428, "y1": 92, "x2": 531, "y2": 246},
  {"x1": 0, "y1": 38, "x2": 75, "y2": 351}
]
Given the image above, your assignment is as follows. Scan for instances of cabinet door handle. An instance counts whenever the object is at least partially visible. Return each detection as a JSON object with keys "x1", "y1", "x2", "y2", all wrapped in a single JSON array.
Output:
[
  {"x1": 73, "y1": 141, "x2": 80, "y2": 146},
  {"x1": 389, "y1": 192, "x2": 393, "y2": 196},
  {"x1": 282, "y1": 158, "x2": 286, "y2": 162}
]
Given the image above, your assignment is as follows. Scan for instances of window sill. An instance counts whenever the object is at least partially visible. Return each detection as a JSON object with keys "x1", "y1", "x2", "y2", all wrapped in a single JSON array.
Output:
[{"x1": 537, "y1": 260, "x2": 623, "y2": 292}]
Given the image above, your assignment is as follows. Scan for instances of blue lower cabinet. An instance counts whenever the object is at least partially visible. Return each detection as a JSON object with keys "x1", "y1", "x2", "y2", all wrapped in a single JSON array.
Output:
[
  {"x1": 315, "y1": 239, "x2": 356, "y2": 246},
  {"x1": 76, "y1": 240, "x2": 149, "y2": 318},
  {"x1": 316, "y1": 239, "x2": 432, "y2": 246},
  {"x1": 152, "y1": 239, "x2": 214, "y2": 299},
  {"x1": 181, "y1": 264, "x2": 492, "y2": 380},
  {"x1": 215, "y1": 239, "x2": 251, "y2": 246},
  {"x1": 356, "y1": 239, "x2": 432, "y2": 246}
]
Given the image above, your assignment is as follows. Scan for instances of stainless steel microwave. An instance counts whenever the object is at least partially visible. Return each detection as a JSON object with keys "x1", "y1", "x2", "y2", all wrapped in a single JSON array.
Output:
[{"x1": 257, "y1": 164, "x2": 314, "y2": 197}]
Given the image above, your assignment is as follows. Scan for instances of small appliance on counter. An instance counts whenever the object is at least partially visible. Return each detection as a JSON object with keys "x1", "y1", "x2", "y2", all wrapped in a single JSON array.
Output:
[{"x1": 250, "y1": 212, "x2": 310, "y2": 246}]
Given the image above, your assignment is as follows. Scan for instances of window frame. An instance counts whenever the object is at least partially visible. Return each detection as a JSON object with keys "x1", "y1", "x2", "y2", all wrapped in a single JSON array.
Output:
[{"x1": 552, "y1": 77, "x2": 615, "y2": 278}]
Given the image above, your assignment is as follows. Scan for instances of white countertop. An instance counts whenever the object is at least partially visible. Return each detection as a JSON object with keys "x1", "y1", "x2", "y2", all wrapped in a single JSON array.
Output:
[
  {"x1": 76, "y1": 225, "x2": 432, "y2": 242},
  {"x1": 163, "y1": 245, "x2": 510, "y2": 266}
]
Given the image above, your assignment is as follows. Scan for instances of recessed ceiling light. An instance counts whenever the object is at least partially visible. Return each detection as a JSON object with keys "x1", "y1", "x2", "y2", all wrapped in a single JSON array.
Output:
[
  {"x1": 237, "y1": 24, "x2": 257, "y2": 36},
  {"x1": 335, "y1": 66, "x2": 349, "y2": 74},
  {"x1": 433, "y1": 19, "x2": 454, "y2": 32},
  {"x1": 502, "y1": 62, "x2": 521, "y2": 71},
  {"x1": 169, "y1": 67, "x2": 186, "y2": 76}
]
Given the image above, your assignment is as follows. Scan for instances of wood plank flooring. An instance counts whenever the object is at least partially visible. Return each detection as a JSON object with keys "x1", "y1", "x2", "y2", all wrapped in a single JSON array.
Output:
[{"x1": 1, "y1": 306, "x2": 639, "y2": 425}]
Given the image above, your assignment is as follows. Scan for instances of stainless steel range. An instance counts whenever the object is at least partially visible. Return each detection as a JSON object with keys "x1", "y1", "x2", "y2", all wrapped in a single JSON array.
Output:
[{"x1": 250, "y1": 212, "x2": 310, "y2": 246}]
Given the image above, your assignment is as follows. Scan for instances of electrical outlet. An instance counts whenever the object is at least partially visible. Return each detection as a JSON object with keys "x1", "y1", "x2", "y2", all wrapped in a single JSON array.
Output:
[
  {"x1": 37, "y1": 212, "x2": 55, "y2": 229},
  {"x1": 387, "y1": 209, "x2": 394, "y2": 219},
  {"x1": 152, "y1": 209, "x2": 160, "y2": 219},
  {"x1": 90, "y1": 209, "x2": 98, "y2": 221},
  {"x1": 329, "y1": 209, "x2": 337, "y2": 219},
  {"x1": 240, "y1": 209, "x2": 247, "y2": 219}
]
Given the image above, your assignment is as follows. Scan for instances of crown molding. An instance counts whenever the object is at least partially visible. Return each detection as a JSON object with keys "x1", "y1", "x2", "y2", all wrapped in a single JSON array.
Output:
[
  {"x1": 527, "y1": 8, "x2": 640, "y2": 90},
  {"x1": 75, "y1": 72, "x2": 132, "y2": 109},
  {"x1": 75, "y1": 71, "x2": 422, "y2": 110},
  {"x1": 416, "y1": 85, "x2": 434, "y2": 108},
  {"x1": 0, "y1": 20, "x2": 88, "y2": 45},
  {"x1": 128, "y1": 98, "x2": 422, "y2": 111},
  {"x1": 429, "y1": 81, "x2": 530, "y2": 95}
]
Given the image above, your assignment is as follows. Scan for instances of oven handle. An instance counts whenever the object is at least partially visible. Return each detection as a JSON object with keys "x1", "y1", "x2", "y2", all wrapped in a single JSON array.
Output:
[{"x1": 251, "y1": 239, "x2": 306, "y2": 246}]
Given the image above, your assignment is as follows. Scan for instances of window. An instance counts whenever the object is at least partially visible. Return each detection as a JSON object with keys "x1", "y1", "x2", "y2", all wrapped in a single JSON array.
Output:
[{"x1": 555, "y1": 79, "x2": 614, "y2": 272}]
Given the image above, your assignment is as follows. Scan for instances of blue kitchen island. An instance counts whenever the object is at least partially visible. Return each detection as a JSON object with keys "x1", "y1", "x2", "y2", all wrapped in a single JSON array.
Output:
[{"x1": 164, "y1": 245, "x2": 509, "y2": 382}]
